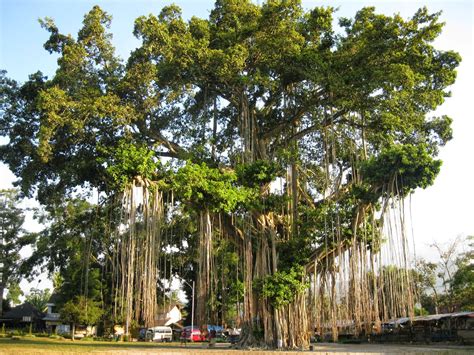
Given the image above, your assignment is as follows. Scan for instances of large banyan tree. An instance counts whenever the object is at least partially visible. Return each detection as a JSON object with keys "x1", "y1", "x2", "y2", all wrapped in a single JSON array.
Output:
[{"x1": 0, "y1": 0, "x2": 460, "y2": 349}]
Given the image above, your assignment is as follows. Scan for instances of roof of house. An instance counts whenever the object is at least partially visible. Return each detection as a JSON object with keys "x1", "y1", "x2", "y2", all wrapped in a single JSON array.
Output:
[
  {"x1": 0, "y1": 302, "x2": 45, "y2": 321},
  {"x1": 154, "y1": 304, "x2": 182, "y2": 327},
  {"x1": 156, "y1": 303, "x2": 181, "y2": 314}
]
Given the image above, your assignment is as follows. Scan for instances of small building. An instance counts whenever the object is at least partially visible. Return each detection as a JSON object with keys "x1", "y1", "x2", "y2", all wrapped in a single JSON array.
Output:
[
  {"x1": 41, "y1": 293, "x2": 95, "y2": 337},
  {"x1": 0, "y1": 302, "x2": 45, "y2": 331},
  {"x1": 154, "y1": 304, "x2": 183, "y2": 340},
  {"x1": 154, "y1": 304, "x2": 182, "y2": 326},
  {"x1": 43, "y1": 293, "x2": 69, "y2": 335}
]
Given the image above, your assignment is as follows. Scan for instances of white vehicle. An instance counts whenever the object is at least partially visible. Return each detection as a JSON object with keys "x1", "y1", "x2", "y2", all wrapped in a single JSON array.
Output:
[{"x1": 146, "y1": 326, "x2": 173, "y2": 342}]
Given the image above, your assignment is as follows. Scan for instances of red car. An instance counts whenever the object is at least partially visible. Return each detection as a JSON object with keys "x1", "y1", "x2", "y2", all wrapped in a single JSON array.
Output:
[{"x1": 180, "y1": 326, "x2": 205, "y2": 342}]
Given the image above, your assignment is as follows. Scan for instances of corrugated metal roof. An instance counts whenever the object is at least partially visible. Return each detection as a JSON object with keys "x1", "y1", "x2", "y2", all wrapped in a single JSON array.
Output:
[{"x1": 413, "y1": 313, "x2": 451, "y2": 322}]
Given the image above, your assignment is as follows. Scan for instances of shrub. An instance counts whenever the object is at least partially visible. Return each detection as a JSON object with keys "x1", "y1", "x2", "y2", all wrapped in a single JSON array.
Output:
[
  {"x1": 35, "y1": 332, "x2": 50, "y2": 337},
  {"x1": 94, "y1": 336, "x2": 113, "y2": 342}
]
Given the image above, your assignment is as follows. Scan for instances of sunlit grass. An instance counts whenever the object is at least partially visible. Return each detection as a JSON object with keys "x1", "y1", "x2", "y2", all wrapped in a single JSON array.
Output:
[{"x1": 0, "y1": 336, "x2": 211, "y2": 353}]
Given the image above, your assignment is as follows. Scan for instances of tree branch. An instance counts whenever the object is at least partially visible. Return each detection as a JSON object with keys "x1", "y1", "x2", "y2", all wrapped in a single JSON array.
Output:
[
  {"x1": 285, "y1": 109, "x2": 348, "y2": 144},
  {"x1": 135, "y1": 120, "x2": 188, "y2": 158}
]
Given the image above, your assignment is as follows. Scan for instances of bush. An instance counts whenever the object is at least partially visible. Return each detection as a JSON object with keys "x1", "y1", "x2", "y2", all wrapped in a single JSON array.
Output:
[
  {"x1": 94, "y1": 336, "x2": 113, "y2": 342},
  {"x1": 35, "y1": 332, "x2": 50, "y2": 337},
  {"x1": 49, "y1": 334, "x2": 64, "y2": 340}
]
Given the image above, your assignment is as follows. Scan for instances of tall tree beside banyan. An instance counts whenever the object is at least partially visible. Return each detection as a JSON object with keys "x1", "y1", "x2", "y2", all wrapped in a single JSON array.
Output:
[{"x1": 0, "y1": 0, "x2": 460, "y2": 349}]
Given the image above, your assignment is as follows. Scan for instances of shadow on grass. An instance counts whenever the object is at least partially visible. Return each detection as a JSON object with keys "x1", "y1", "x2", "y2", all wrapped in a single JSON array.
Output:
[{"x1": 0, "y1": 337, "x2": 211, "y2": 350}]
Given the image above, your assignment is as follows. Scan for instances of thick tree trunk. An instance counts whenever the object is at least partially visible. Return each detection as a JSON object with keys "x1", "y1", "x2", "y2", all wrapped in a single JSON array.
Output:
[
  {"x1": 196, "y1": 209, "x2": 212, "y2": 327},
  {"x1": 0, "y1": 265, "x2": 9, "y2": 318},
  {"x1": 0, "y1": 282, "x2": 4, "y2": 316},
  {"x1": 255, "y1": 217, "x2": 274, "y2": 347},
  {"x1": 238, "y1": 227, "x2": 257, "y2": 346},
  {"x1": 71, "y1": 322, "x2": 75, "y2": 341}
]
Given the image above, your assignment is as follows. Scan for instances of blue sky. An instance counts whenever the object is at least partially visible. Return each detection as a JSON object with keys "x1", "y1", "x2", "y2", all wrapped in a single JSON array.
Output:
[{"x1": 1, "y1": 0, "x2": 473, "y2": 291}]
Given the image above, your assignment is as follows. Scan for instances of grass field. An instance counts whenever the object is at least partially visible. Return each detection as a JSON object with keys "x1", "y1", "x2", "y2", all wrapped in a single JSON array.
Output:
[
  {"x1": 0, "y1": 337, "x2": 226, "y2": 354},
  {"x1": 1, "y1": 337, "x2": 473, "y2": 354}
]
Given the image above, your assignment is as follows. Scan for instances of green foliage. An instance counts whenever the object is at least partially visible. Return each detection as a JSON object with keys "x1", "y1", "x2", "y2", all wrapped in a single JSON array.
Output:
[
  {"x1": 23, "y1": 198, "x2": 104, "y2": 305},
  {"x1": 415, "y1": 237, "x2": 473, "y2": 313},
  {"x1": 249, "y1": 193, "x2": 287, "y2": 214},
  {"x1": 80, "y1": 336, "x2": 95, "y2": 341},
  {"x1": 60, "y1": 296, "x2": 103, "y2": 326},
  {"x1": 0, "y1": 6, "x2": 126, "y2": 204},
  {"x1": 255, "y1": 265, "x2": 308, "y2": 308},
  {"x1": 6, "y1": 282, "x2": 23, "y2": 307},
  {"x1": 0, "y1": 189, "x2": 32, "y2": 313},
  {"x1": 1, "y1": 2, "x2": 459, "y2": 207},
  {"x1": 277, "y1": 236, "x2": 312, "y2": 270},
  {"x1": 450, "y1": 236, "x2": 474, "y2": 310},
  {"x1": 174, "y1": 162, "x2": 251, "y2": 213},
  {"x1": 351, "y1": 184, "x2": 380, "y2": 205},
  {"x1": 99, "y1": 140, "x2": 161, "y2": 190},
  {"x1": 299, "y1": 195, "x2": 371, "y2": 250},
  {"x1": 211, "y1": 238, "x2": 243, "y2": 324},
  {"x1": 450, "y1": 264, "x2": 474, "y2": 311},
  {"x1": 25, "y1": 288, "x2": 51, "y2": 312},
  {"x1": 361, "y1": 143, "x2": 441, "y2": 196},
  {"x1": 236, "y1": 160, "x2": 279, "y2": 188},
  {"x1": 414, "y1": 259, "x2": 438, "y2": 292}
]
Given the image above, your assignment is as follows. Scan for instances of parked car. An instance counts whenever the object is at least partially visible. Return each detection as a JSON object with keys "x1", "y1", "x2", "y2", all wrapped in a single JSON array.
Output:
[
  {"x1": 146, "y1": 326, "x2": 173, "y2": 342},
  {"x1": 180, "y1": 326, "x2": 205, "y2": 342}
]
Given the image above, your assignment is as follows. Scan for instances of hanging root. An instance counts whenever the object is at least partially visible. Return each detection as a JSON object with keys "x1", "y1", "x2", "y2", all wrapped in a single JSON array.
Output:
[
  {"x1": 307, "y1": 192, "x2": 415, "y2": 343},
  {"x1": 113, "y1": 177, "x2": 164, "y2": 331}
]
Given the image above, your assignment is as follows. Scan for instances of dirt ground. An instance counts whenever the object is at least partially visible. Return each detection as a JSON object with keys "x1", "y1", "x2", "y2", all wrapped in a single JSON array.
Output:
[
  {"x1": 1, "y1": 340, "x2": 473, "y2": 354},
  {"x1": 111, "y1": 343, "x2": 474, "y2": 354}
]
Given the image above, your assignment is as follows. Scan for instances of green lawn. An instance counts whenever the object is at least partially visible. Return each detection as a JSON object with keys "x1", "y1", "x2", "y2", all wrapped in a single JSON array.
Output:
[
  {"x1": 2, "y1": 337, "x2": 473, "y2": 354},
  {"x1": 0, "y1": 337, "x2": 222, "y2": 353}
]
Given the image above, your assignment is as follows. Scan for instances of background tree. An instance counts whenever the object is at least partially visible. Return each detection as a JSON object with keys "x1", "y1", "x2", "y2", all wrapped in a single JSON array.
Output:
[
  {"x1": 447, "y1": 236, "x2": 473, "y2": 311},
  {"x1": 5, "y1": 281, "x2": 23, "y2": 307},
  {"x1": 0, "y1": 189, "x2": 32, "y2": 316},
  {"x1": 60, "y1": 296, "x2": 103, "y2": 340},
  {"x1": 415, "y1": 236, "x2": 473, "y2": 313},
  {"x1": 431, "y1": 237, "x2": 462, "y2": 299},
  {"x1": 23, "y1": 198, "x2": 106, "y2": 305},
  {"x1": 414, "y1": 259, "x2": 440, "y2": 314},
  {"x1": 25, "y1": 287, "x2": 51, "y2": 312}
]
